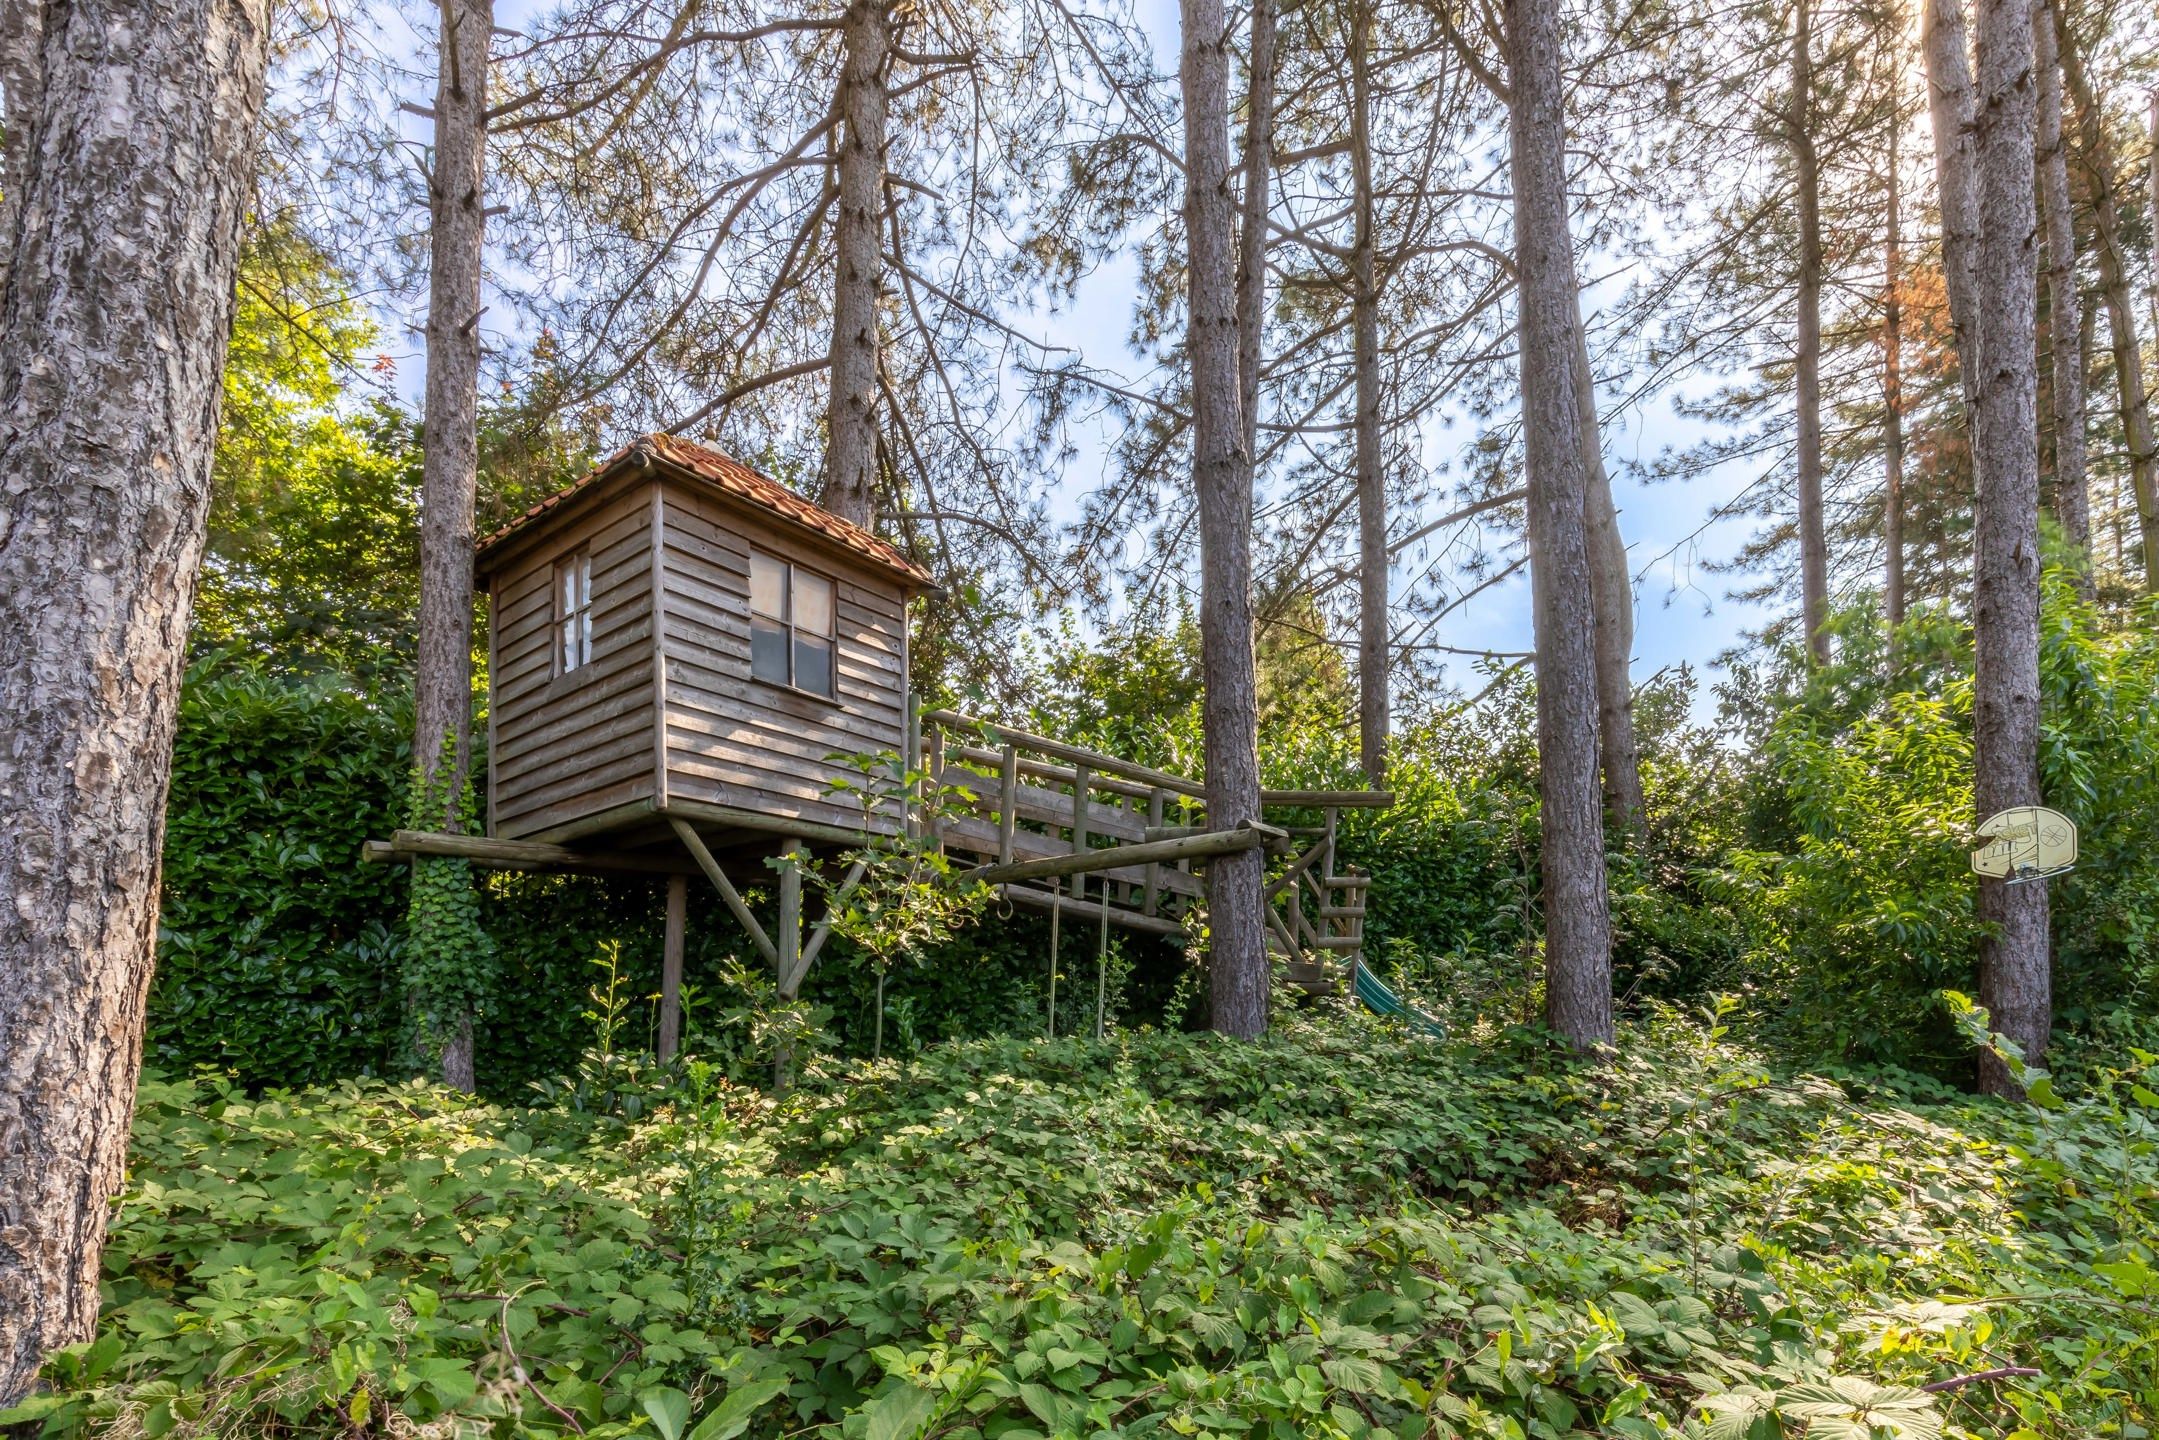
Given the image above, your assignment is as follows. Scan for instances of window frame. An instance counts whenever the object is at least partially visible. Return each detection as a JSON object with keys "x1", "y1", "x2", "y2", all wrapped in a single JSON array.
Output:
[
  {"x1": 747, "y1": 549, "x2": 839, "y2": 701},
  {"x1": 553, "y1": 548, "x2": 594, "y2": 678}
]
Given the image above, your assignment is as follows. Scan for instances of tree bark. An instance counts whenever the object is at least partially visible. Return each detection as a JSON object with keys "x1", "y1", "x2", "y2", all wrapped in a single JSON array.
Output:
[
  {"x1": 412, "y1": 0, "x2": 494, "y2": 1095},
  {"x1": 0, "y1": 0, "x2": 41, "y2": 310},
  {"x1": 1792, "y1": 0, "x2": 1831, "y2": 664},
  {"x1": 1883, "y1": 120, "x2": 1909, "y2": 628},
  {"x1": 0, "y1": 0, "x2": 267, "y2": 1401},
  {"x1": 1181, "y1": 0, "x2": 1267, "y2": 1038},
  {"x1": 1505, "y1": 0, "x2": 1612, "y2": 1050},
  {"x1": 1967, "y1": 0, "x2": 2050, "y2": 1096},
  {"x1": 823, "y1": 0, "x2": 891, "y2": 528},
  {"x1": 1573, "y1": 303, "x2": 1644, "y2": 834},
  {"x1": 1350, "y1": 0, "x2": 1389, "y2": 785},
  {"x1": 1922, "y1": 0, "x2": 1982, "y2": 400},
  {"x1": 2033, "y1": 0, "x2": 2090, "y2": 580},
  {"x1": 2055, "y1": 14, "x2": 2158, "y2": 591},
  {"x1": 1235, "y1": 0, "x2": 1274, "y2": 511}
]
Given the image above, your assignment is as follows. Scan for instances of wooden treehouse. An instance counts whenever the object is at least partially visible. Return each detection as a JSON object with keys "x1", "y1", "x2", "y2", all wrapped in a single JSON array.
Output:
[{"x1": 368, "y1": 434, "x2": 1393, "y2": 1051}]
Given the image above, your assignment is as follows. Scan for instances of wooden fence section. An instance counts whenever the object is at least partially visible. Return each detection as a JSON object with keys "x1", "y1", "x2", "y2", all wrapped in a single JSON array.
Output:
[{"x1": 915, "y1": 708, "x2": 1387, "y2": 989}]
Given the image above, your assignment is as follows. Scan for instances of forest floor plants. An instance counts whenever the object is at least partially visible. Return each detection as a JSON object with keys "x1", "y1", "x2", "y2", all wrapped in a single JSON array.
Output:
[{"x1": 5, "y1": 1008, "x2": 2154, "y2": 1439}]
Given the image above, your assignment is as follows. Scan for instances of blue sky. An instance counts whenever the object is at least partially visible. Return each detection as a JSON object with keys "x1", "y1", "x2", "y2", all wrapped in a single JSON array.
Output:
[
  {"x1": 1009, "y1": 0, "x2": 1782, "y2": 715},
  {"x1": 375, "y1": 0, "x2": 1786, "y2": 716}
]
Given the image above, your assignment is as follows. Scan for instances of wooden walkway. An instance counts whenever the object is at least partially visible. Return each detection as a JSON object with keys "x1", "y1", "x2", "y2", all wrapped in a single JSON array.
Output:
[{"x1": 915, "y1": 709, "x2": 1389, "y2": 992}]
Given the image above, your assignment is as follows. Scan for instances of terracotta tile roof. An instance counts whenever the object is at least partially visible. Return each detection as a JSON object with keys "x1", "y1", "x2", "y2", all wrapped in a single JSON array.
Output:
[{"x1": 476, "y1": 433, "x2": 936, "y2": 590}]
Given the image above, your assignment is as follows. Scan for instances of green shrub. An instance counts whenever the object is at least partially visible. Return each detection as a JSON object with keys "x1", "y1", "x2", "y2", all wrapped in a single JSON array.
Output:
[{"x1": 16, "y1": 1014, "x2": 2157, "y2": 1438}]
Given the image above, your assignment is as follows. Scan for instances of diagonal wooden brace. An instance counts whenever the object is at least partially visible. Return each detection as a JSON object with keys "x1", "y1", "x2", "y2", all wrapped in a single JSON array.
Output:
[{"x1": 668, "y1": 817, "x2": 778, "y2": 967}]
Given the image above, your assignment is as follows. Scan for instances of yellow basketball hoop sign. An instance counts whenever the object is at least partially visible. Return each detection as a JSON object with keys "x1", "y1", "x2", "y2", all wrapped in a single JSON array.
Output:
[{"x1": 1970, "y1": 806, "x2": 2078, "y2": 884}]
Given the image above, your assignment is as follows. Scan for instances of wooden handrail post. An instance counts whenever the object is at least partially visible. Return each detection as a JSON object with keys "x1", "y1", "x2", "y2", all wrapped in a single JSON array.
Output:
[
  {"x1": 925, "y1": 723, "x2": 946, "y2": 850},
  {"x1": 998, "y1": 744, "x2": 1019, "y2": 864},
  {"x1": 1144, "y1": 788, "x2": 1165, "y2": 915},
  {"x1": 904, "y1": 693, "x2": 921, "y2": 840},
  {"x1": 1070, "y1": 763, "x2": 1090, "y2": 905}
]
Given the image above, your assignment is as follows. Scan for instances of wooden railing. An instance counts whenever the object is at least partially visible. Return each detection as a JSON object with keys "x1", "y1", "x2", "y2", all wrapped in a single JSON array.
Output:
[{"x1": 913, "y1": 707, "x2": 1389, "y2": 981}]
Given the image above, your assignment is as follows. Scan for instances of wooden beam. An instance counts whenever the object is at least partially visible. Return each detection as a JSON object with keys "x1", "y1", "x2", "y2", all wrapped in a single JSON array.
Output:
[
  {"x1": 667, "y1": 817, "x2": 778, "y2": 966},
  {"x1": 368, "y1": 830, "x2": 699, "y2": 876},
  {"x1": 777, "y1": 839, "x2": 805, "y2": 995},
  {"x1": 660, "y1": 797, "x2": 866, "y2": 849},
  {"x1": 658, "y1": 874, "x2": 686, "y2": 1061},
  {"x1": 961, "y1": 824, "x2": 1271, "y2": 887},
  {"x1": 1259, "y1": 790, "x2": 1396, "y2": 809},
  {"x1": 1147, "y1": 819, "x2": 1289, "y2": 844},
  {"x1": 996, "y1": 883, "x2": 1186, "y2": 936},
  {"x1": 1265, "y1": 835, "x2": 1331, "y2": 902},
  {"x1": 923, "y1": 708, "x2": 1208, "y2": 798}
]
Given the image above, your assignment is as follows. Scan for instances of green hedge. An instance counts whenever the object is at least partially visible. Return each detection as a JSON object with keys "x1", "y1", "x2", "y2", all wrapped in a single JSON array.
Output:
[{"x1": 153, "y1": 664, "x2": 1189, "y2": 1095}]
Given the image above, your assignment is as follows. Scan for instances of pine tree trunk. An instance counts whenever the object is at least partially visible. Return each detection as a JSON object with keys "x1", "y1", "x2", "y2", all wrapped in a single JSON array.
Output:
[
  {"x1": 824, "y1": 0, "x2": 891, "y2": 528},
  {"x1": 1968, "y1": 0, "x2": 2051, "y2": 1096},
  {"x1": 412, "y1": 0, "x2": 493, "y2": 1095},
  {"x1": 1572, "y1": 306, "x2": 1644, "y2": 834},
  {"x1": 1351, "y1": 0, "x2": 1389, "y2": 785},
  {"x1": 2055, "y1": 14, "x2": 2158, "y2": 591},
  {"x1": 1181, "y1": 0, "x2": 1267, "y2": 1038},
  {"x1": 1236, "y1": 0, "x2": 1274, "y2": 497},
  {"x1": 1883, "y1": 124, "x2": 1909, "y2": 628},
  {"x1": 1922, "y1": 0, "x2": 1982, "y2": 401},
  {"x1": 0, "y1": 0, "x2": 39, "y2": 307},
  {"x1": 0, "y1": 0, "x2": 267, "y2": 1400},
  {"x1": 1792, "y1": 0, "x2": 1831, "y2": 664},
  {"x1": 2033, "y1": 0, "x2": 2090, "y2": 580},
  {"x1": 1505, "y1": 0, "x2": 1613, "y2": 1050}
]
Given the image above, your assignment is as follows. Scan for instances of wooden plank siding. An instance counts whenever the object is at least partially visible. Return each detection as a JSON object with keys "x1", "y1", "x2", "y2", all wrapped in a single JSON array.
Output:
[
  {"x1": 655, "y1": 479, "x2": 909, "y2": 837},
  {"x1": 488, "y1": 482, "x2": 661, "y2": 839}
]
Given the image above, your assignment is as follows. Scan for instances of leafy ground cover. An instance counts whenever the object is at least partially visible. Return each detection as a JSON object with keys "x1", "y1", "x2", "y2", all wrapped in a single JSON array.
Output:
[{"x1": 10, "y1": 1008, "x2": 2155, "y2": 1439}]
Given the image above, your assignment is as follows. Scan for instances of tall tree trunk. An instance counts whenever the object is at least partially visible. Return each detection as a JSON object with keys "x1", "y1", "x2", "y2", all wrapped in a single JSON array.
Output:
[
  {"x1": 0, "y1": 0, "x2": 39, "y2": 308},
  {"x1": 1350, "y1": 0, "x2": 1389, "y2": 785},
  {"x1": 2055, "y1": 14, "x2": 2158, "y2": 590},
  {"x1": 1883, "y1": 120, "x2": 1909, "y2": 628},
  {"x1": 1181, "y1": 0, "x2": 1267, "y2": 1038},
  {"x1": 0, "y1": 0, "x2": 267, "y2": 1400},
  {"x1": 1236, "y1": 0, "x2": 1274, "y2": 508},
  {"x1": 1968, "y1": 0, "x2": 2050, "y2": 1096},
  {"x1": 1573, "y1": 306, "x2": 1644, "y2": 834},
  {"x1": 1505, "y1": 0, "x2": 1613, "y2": 1050},
  {"x1": 824, "y1": 0, "x2": 891, "y2": 528},
  {"x1": 412, "y1": 0, "x2": 494, "y2": 1094},
  {"x1": 2148, "y1": 91, "x2": 2158, "y2": 366},
  {"x1": 1922, "y1": 0, "x2": 1982, "y2": 398},
  {"x1": 1792, "y1": 0, "x2": 1831, "y2": 664},
  {"x1": 2033, "y1": 0, "x2": 2090, "y2": 580}
]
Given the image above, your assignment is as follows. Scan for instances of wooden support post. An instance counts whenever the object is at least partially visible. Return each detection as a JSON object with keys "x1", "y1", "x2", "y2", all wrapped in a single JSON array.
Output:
[
  {"x1": 668, "y1": 817, "x2": 777, "y2": 966},
  {"x1": 1144, "y1": 788, "x2": 1165, "y2": 916},
  {"x1": 925, "y1": 723, "x2": 946, "y2": 850},
  {"x1": 1047, "y1": 878, "x2": 1061, "y2": 1040},
  {"x1": 1095, "y1": 889, "x2": 1109, "y2": 1041},
  {"x1": 777, "y1": 839, "x2": 805, "y2": 997},
  {"x1": 1070, "y1": 763, "x2": 1090, "y2": 905},
  {"x1": 658, "y1": 874, "x2": 686, "y2": 1062},
  {"x1": 998, "y1": 744, "x2": 1019, "y2": 864},
  {"x1": 903, "y1": 695, "x2": 923, "y2": 840}
]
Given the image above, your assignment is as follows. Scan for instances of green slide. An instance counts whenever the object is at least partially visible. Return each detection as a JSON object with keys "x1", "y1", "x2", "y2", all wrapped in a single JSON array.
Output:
[{"x1": 1350, "y1": 958, "x2": 1446, "y2": 1036}]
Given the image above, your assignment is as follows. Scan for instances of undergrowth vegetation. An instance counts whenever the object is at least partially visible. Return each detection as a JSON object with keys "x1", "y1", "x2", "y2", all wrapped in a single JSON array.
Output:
[{"x1": 12, "y1": 1009, "x2": 2155, "y2": 1439}]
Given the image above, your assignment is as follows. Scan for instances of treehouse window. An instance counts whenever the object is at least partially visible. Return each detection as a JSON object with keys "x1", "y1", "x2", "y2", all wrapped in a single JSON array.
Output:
[
  {"x1": 555, "y1": 549, "x2": 593, "y2": 675},
  {"x1": 750, "y1": 551, "x2": 835, "y2": 698}
]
